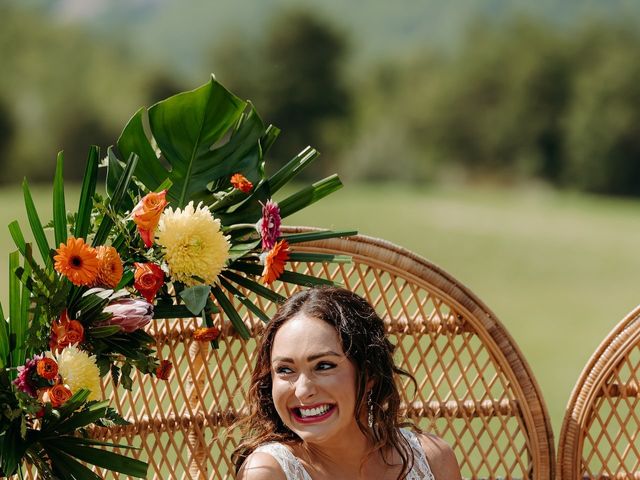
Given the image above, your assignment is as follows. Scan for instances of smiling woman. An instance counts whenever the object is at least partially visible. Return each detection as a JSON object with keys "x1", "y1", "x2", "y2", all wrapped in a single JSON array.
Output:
[{"x1": 232, "y1": 287, "x2": 462, "y2": 480}]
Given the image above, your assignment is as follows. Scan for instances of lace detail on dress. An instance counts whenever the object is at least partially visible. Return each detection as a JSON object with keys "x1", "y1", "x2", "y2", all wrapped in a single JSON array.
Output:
[
  {"x1": 253, "y1": 443, "x2": 312, "y2": 480},
  {"x1": 253, "y1": 429, "x2": 433, "y2": 480},
  {"x1": 400, "y1": 428, "x2": 435, "y2": 480}
]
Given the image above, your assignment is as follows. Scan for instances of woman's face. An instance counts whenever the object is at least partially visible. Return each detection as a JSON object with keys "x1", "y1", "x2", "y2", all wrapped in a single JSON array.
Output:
[{"x1": 270, "y1": 312, "x2": 362, "y2": 445}]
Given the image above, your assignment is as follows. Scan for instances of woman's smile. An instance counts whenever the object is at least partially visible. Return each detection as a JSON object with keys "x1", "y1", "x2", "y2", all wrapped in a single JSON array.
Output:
[
  {"x1": 290, "y1": 403, "x2": 337, "y2": 423},
  {"x1": 270, "y1": 312, "x2": 362, "y2": 444}
]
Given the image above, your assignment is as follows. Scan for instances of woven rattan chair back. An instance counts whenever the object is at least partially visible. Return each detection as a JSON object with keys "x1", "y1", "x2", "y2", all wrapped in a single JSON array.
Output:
[
  {"x1": 558, "y1": 305, "x2": 640, "y2": 480},
  {"x1": 25, "y1": 232, "x2": 554, "y2": 479}
]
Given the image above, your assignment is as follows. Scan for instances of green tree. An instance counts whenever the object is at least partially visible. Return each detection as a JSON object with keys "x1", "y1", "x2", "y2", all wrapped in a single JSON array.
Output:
[
  {"x1": 563, "y1": 23, "x2": 640, "y2": 195},
  {"x1": 262, "y1": 8, "x2": 351, "y2": 173},
  {"x1": 0, "y1": 4, "x2": 183, "y2": 182},
  {"x1": 0, "y1": 98, "x2": 15, "y2": 167},
  {"x1": 212, "y1": 8, "x2": 352, "y2": 176}
]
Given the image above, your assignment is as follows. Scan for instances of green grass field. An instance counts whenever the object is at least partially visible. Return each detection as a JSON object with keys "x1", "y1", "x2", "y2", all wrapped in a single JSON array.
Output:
[{"x1": 2, "y1": 182, "x2": 640, "y2": 438}]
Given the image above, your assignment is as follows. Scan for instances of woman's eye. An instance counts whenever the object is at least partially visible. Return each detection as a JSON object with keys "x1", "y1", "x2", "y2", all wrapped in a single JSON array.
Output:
[
  {"x1": 275, "y1": 366, "x2": 293, "y2": 375},
  {"x1": 316, "y1": 362, "x2": 336, "y2": 371}
]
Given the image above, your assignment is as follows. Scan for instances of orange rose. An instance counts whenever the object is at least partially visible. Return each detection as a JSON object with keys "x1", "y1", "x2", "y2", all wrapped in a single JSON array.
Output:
[
  {"x1": 132, "y1": 190, "x2": 168, "y2": 247},
  {"x1": 45, "y1": 384, "x2": 73, "y2": 407},
  {"x1": 37, "y1": 358, "x2": 59, "y2": 381},
  {"x1": 134, "y1": 262, "x2": 165, "y2": 302},
  {"x1": 49, "y1": 310, "x2": 85, "y2": 352},
  {"x1": 63, "y1": 321, "x2": 85, "y2": 344},
  {"x1": 193, "y1": 326, "x2": 221, "y2": 342},
  {"x1": 156, "y1": 360, "x2": 172, "y2": 381}
]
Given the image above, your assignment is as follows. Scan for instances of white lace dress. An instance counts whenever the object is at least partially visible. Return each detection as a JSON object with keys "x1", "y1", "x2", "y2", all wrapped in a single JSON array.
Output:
[{"x1": 253, "y1": 428, "x2": 435, "y2": 480}]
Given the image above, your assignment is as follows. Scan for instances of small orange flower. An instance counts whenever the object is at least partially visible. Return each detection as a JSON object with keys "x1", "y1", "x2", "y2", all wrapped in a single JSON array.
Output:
[
  {"x1": 36, "y1": 358, "x2": 59, "y2": 381},
  {"x1": 193, "y1": 326, "x2": 221, "y2": 342},
  {"x1": 261, "y1": 240, "x2": 290, "y2": 285},
  {"x1": 53, "y1": 237, "x2": 99, "y2": 286},
  {"x1": 132, "y1": 190, "x2": 168, "y2": 247},
  {"x1": 50, "y1": 310, "x2": 85, "y2": 352},
  {"x1": 230, "y1": 173, "x2": 253, "y2": 193},
  {"x1": 93, "y1": 246, "x2": 124, "y2": 288},
  {"x1": 45, "y1": 384, "x2": 73, "y2": 407},
  {"x1": 134, "y1": 262, "x2": 165, "y2": 303},
  {"x1": 156, "y1": 360, "x2": 172, "y2": 380}
]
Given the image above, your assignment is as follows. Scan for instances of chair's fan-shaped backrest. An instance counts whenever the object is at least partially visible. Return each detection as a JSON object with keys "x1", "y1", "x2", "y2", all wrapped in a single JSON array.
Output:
[
  {"x1": 558, "y1": 305, "x2": 640, "y2": 479},
  {"x1": 26, "y1": 232, "x2": 554, "y2": 479}
]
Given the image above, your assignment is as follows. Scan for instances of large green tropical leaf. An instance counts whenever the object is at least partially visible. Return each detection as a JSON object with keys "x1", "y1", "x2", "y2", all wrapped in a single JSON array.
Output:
[{"x1": 113, "y1": 76, "x2": 266, "y2": 209}]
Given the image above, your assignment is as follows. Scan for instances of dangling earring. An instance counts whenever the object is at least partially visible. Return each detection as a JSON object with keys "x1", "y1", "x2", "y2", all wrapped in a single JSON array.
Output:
[{"x1": 367, "y1": 391, "x2": 374, "y2": 428}]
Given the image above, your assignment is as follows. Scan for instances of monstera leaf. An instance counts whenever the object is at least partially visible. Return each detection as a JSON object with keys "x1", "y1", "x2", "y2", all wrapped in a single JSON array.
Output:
[{"x1": 110, "y1": 76, "x2": 266, "y2": 209}]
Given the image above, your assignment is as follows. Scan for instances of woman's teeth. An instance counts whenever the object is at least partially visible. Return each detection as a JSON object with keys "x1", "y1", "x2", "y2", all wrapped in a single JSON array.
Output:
[{"x1": 298, "y1": 404, "x2": 331, "y2": 418}]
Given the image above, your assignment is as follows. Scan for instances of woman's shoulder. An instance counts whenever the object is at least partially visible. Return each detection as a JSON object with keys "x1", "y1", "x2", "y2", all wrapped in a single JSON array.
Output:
[
  {"x1": 412, "y1": 431, "x2": 462, "y2": 480},
  {"x1": 236, "y1": 449, "x2": 288, "y2": 480}
]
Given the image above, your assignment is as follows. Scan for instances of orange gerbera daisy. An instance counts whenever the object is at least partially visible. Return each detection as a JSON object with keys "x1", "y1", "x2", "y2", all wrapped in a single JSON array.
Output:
[
  {"x1": 53, "y1": 237, "x2": 99, "y2": 286},
  {"x1": 93, "y1": 246, "x2": 124, "y2": 288},
  {"x1": 261, "y1": 240, "x2": 290, "y2": 285}
]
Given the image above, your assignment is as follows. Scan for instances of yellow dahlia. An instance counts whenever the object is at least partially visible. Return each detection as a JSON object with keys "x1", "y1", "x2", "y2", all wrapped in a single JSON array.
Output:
[
  {"x1": 53, "y1": 346, "x2": 102, "y2": 401},
  {"x1": 156, "y1": 201, "x2": 230, "y2": 286}
]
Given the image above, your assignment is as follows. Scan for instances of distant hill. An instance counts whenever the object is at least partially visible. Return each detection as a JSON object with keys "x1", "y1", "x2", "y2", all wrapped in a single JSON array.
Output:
[{"x1": 32, "y1": 0, "x2": 640, "y2": 80}]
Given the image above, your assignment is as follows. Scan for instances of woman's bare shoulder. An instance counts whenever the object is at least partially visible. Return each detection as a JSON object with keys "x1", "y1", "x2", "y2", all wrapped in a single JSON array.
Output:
[
  {"x1": 236, "y1": 451, "x2": 287, "y2": 480},
  {"x1": 415, "y1": 432, "x2": 462, "y2": 480}
]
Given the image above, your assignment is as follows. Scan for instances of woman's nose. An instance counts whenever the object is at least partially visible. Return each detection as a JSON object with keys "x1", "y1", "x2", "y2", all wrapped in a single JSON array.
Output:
[{"x1": 293, "y1": 373, "x2": 317, "y2": 399}]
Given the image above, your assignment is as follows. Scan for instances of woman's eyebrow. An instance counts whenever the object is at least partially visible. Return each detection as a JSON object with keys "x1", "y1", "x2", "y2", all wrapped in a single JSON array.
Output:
[{"x1": 272, "y1": 351, "x2": 342, "y2": 363}]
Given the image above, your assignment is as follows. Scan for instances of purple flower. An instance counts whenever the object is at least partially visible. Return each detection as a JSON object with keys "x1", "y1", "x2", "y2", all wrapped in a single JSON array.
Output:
[
  {"x1": 103, "y1": 298, "x2": 154, "y2": 333},
  {"x1": 258, "y1": 200, "x2": 281, "y2": 251},
  {"x1": 14, "y1": 354, "x2": 43, "y2": 397}
]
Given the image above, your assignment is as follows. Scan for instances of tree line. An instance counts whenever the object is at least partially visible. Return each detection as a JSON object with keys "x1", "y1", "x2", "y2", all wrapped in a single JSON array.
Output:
[{"x1": 2, "y1": 4, "x2": 640, "y2": 196}]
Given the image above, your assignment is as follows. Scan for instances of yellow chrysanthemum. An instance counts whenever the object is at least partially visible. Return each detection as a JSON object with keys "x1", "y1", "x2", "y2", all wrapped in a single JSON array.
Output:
[
  {"x1": 53, "y1": 346, "x2": 102, "y2": 401},
  {"x1": 157, "y1": 201, "x2": 230, "y2": 286}
]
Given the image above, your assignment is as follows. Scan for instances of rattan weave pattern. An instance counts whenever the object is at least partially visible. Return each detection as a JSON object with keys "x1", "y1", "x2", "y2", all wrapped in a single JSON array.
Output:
[
  {"x1": 21, "y1": 232, "x2": 554, "y2": 479},
  {"x1": 558, "y1": 305, "x2": 640, "y2": 480}
]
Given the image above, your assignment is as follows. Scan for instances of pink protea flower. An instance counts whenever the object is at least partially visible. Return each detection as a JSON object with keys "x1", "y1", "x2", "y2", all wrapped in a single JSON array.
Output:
[
  {"x1": 14, "y1": 354, "x2": 43, "y2": 397},
  {"x1": 103, "y1": 298, "x2": 154, "y2": 333},
  {"x1": 258, "y1": 200, "x2": 281, "y2": 251}
]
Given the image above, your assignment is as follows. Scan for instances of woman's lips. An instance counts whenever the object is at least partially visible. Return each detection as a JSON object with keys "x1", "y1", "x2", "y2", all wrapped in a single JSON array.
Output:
[{"x1": 290, "y1": 404, "x2": 336, "y2": 424}]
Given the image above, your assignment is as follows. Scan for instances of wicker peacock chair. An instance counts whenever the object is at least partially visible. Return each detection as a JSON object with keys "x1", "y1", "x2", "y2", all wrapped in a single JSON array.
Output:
[
  {"x1": 24, "y1": 231, "x2": 555, "y2": 479},
  {"x1": 558, "y1": 304, "x2": 640, "y2": 480}
]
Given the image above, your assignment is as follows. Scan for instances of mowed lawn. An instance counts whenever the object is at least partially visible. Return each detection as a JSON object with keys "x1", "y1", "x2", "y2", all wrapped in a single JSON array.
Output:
[{"x1": 2, "y1": 182, "x2": 640, "y2": 436}]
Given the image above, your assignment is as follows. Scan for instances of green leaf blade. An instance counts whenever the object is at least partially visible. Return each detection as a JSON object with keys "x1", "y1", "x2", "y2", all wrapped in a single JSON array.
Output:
[
  {"x1": 53, "y1": 152, "x2": 67, "y2": 246},
  {"x1": 22, "y1": 179, "x2": 51, "y2": 267},
  {"x1": 211, "y1": 285, "x2": 251, "y2": 339},
  {"x1": 49, "y1": 439, "x2": 148, "y2": 478},
  {"x1": 75, "y1": 146, "x2": 100, "y2": 239},
  {"x1": 180, "y1": 285, "x2": 212, "y2": 316}
]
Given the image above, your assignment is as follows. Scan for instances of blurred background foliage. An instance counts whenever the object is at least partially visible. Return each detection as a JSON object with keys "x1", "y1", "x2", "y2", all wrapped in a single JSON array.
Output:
[{"x1": 2, "y1": 0, "x2": 640, "y2": 195}]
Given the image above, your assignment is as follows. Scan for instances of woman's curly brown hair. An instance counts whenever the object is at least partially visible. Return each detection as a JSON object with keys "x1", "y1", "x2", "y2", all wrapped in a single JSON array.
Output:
[{"x1": 232, "y1": 286, "x2": 419, "y2": 478}]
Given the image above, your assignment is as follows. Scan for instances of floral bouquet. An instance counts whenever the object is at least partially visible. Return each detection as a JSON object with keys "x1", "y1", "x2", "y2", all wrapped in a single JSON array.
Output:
[{"x1": 0, "y1": 76, "x2": 353, "y2": 478}]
